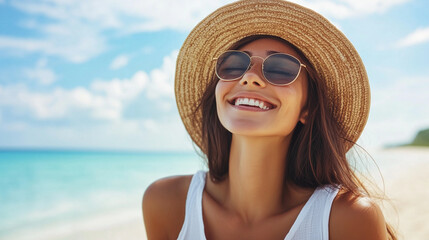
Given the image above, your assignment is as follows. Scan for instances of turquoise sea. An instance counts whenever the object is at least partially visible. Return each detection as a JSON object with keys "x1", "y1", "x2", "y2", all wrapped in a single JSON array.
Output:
[{"x1": 0, "y1": 150, "x2": 205, "y2": 240}]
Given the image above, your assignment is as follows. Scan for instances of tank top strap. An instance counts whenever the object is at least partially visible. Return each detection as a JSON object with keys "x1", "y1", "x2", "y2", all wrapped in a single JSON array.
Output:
[
  {"x1": 284, "y1": 185, "x2": 340, "y2": 240},
  {"x1": 321, "y1": 185, "x2": 340, "y2": 240},
  {"x1": 177, "y1": 170, "x2": 207, "y2": 240}
]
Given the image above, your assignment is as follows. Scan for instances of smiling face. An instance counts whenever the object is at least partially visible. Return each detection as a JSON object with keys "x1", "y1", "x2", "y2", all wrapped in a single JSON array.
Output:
[{"x1": 215, "y1": 37, "x2": 309, "y2": 138}]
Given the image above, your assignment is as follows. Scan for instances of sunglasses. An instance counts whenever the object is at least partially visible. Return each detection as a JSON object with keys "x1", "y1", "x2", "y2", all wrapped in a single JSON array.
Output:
[{"x1": 214, "y1": 50, "x2": 306, "y2": 86}]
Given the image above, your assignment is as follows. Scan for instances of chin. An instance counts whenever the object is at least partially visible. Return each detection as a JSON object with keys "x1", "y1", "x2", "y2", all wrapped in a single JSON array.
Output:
[{"x1": 223, "y1": 123, "x2": 279, "y2": 137}]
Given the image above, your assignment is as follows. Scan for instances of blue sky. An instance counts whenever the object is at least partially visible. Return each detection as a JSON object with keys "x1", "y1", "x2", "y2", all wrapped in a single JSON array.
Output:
[{"x1": 0, "y1": 0, "x2": 428, "y2": 151}]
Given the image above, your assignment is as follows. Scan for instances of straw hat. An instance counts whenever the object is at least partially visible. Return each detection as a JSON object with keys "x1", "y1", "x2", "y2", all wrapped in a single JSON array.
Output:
[{"x1": 175, "y1": 0, "x2": 370, "y2": 151}]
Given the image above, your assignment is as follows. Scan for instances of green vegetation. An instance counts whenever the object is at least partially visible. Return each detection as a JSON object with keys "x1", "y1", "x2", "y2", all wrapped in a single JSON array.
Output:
[{"x1": 409, "y1": 128, "x2": 429, "y2": 147}]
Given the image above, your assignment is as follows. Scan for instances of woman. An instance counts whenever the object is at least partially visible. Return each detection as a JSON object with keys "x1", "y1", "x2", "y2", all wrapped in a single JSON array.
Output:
[{"x1": 143, "y1": 0, "x2": 396, "y2": 239}]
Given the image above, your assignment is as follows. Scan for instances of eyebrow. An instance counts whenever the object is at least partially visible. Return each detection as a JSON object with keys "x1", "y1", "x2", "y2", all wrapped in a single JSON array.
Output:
[{"x1": 243, "y1": 50, "x2": 281, "y2": 56}]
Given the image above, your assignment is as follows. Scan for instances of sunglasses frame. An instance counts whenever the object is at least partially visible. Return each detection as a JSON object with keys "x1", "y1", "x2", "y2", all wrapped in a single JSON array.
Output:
[{"x1": 213, "y1": 50, "x2": 307, "y2": 86}]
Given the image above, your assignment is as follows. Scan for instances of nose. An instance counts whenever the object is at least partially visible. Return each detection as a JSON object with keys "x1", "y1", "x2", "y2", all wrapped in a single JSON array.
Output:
[{"x1": 238, "y1": 59, "x2": 267, "y2": 88}]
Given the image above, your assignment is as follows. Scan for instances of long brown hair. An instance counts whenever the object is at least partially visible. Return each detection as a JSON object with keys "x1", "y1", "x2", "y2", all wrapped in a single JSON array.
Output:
[{"x1": 195, "y1": 35, "x2": 396, "y2": 239}]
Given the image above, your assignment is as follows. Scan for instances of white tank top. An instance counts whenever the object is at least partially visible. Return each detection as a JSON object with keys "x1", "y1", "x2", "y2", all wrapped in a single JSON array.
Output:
[{"x1": 177, "y1": 170, "x2": 340, "y2": 240}]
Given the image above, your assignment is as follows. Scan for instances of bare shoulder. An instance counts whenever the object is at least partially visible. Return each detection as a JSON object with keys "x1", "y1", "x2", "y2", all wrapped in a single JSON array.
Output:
[
  {"x1": 329, "y1": 190, "x2": 388, "y2": 240},
  {"x1": 142, "y1": 174, "x2": 193, "y2": 240}
]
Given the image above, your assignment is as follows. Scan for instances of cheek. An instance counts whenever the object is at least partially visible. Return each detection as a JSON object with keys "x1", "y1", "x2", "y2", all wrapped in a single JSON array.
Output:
[
  {"x1": 215, "y1": 81, "x2": 240, "y2": 132},
  {"x1": 214, "y1": 80, "x2": 231, "y2": 107},
  {"x1": 276, "y1": 79, "x2": 308, "y2": 128},
  {"x1": 283, "y1": 76, "x2": 308, "y2": 111},
  {"x1": 215, "y1": 81, "x2": 228, "y2": 120}
]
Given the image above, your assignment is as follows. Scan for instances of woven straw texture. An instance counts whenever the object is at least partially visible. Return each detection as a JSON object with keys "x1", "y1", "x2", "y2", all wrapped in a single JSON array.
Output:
[{"x1": 175, "y1": 0, "x2": 370, "y2": 151}]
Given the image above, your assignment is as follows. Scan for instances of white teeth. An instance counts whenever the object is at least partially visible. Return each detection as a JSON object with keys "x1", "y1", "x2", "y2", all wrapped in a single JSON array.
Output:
[{"x1": 234, "y1": 97, "x2": 271, "y2": 110}]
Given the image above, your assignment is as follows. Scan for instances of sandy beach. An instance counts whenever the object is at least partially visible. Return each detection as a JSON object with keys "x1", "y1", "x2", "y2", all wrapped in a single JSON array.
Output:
[
  {"x1": 13, "y1": 147, "x2": 426, "y2": 240},
  {"x1": 374, "y1": 147, "x2": 429, "y2": 240}
]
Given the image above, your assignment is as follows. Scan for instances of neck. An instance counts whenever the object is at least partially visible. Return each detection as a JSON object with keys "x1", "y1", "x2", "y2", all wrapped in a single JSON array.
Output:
[{"x1": 225, "y1": 134, "x2": 291, "y2": 223}]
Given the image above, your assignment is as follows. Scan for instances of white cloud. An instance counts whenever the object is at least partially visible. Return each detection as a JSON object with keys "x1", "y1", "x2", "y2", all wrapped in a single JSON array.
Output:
[
  {"x1": 297, "y1": 0, "x2": 352, "y2": 19},
  {"x1": 3, "y1": 0, "x2": 228, "y2": 62},
  {"x1": 341, "y1": 0, "x2": 409, "y2": 14},
  {"x1": 0, "y1": 24, "x2": 106, "y2": 63},
  {"x1": 0, "y1": 116, "x2": 194, "y2": 151},
  {"x1": 109, "y1": 55, "x2": 129, "y2": 70},
  {"x1": 91, "y1": 71, "x2": 148, "y2": 102},
  {"x1": 119, "y1": 0, "x2": 232, "y2": 33},
  {"x1": 294, "y1": 0, "x2": 411, "y2": 19},
  {"x1": 0, "y1": 84, "x2": 123, "y2": 120},
  {"x1": 396, "y1": 27, "x2": 429, "y2": 48},
  {"x1": 143, "y1": 119, "x2": 160, "y2": 133},
  {"x1": 24, "y1": 59, "x2": 57, "y2": 85},
  {"x1": 0, "y1": 50, "x2": 177, "y2": 121},
  {"x1": 0, "y1": 71, "x2": 149, "y2": 121},
  {"x1": 0, "y1": 36, "x2": 47, "y2": 52},
  {"x1": 10, "y1": 0, "x2": 231, "y2": 36},
  {"x1": 145, "y1": 50, "x2": 178, "y2": 100},
  {"x1": 25, "y1": 68, "x2": 57, "y2": 85},
  {"x1": 1, "y1": 1, "x2": 109, "y2": 63}
]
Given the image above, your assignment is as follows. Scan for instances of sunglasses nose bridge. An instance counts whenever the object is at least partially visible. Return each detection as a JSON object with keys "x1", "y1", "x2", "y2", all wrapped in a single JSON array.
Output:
[
  {"x1": 239, "y1": 55, "x2": 267, "y2": 87},
  {"x1": 246, "y1": 55, "x2": 265, "y2": 74}
]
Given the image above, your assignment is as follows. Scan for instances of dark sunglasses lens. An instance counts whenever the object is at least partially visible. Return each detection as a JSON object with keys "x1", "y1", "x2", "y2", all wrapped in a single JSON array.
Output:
[
  {"x1": 264, "y1": 54, "x2": 301, "y2": 85},
  {"x1": 216, "y1": 52, "x2": 250, "y2": 80}
]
